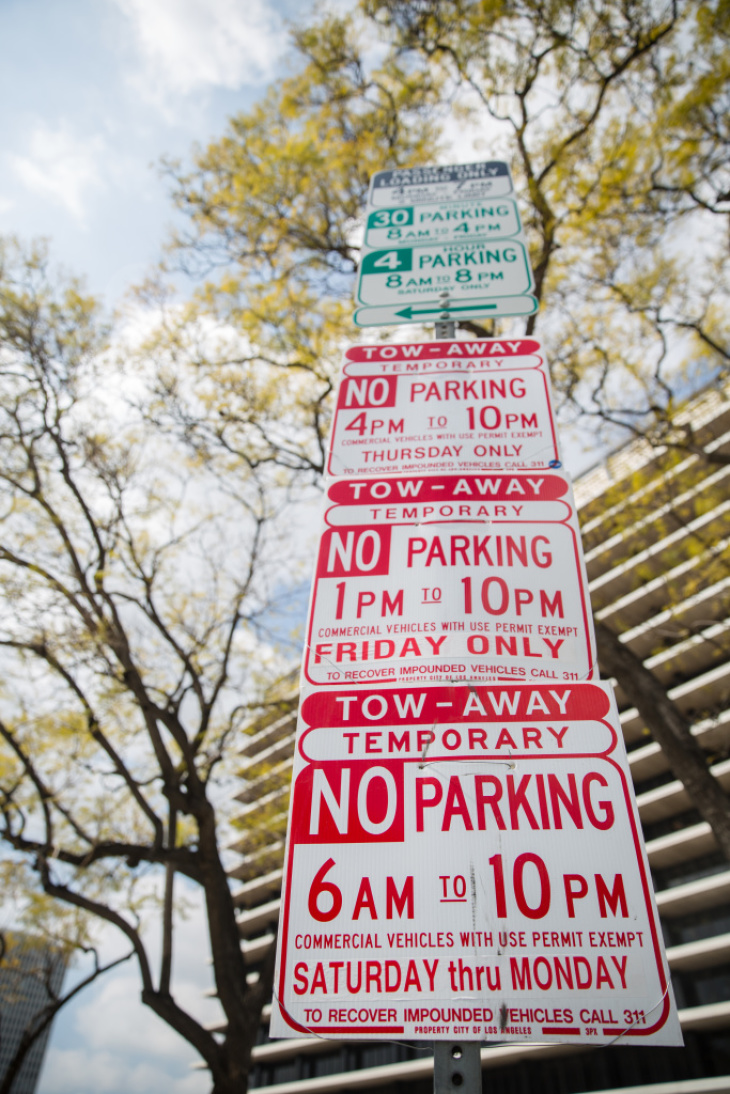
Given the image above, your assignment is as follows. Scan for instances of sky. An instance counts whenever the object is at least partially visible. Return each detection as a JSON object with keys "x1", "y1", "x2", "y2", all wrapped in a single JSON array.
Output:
[
  {"x1": 0, "y1": 1, "x2": 334, "y2": 1091},
  {"x1": 37, "y1": 899, "x2": 222, "y2": 1094},
  {"x1": 0, "y1": 0, "x2": 315, "y2": 306}
]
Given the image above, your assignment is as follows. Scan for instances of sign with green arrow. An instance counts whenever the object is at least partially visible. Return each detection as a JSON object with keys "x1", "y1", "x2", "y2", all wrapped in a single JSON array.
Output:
[{"x1": 354, "y1": 296, "x2": 538, "y2": 327}]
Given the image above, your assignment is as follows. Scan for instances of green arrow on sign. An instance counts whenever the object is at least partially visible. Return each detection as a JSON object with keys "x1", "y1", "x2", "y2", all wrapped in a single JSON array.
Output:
[{"x1": 395, "y1": 303, "x2": 499, "y2": 319}]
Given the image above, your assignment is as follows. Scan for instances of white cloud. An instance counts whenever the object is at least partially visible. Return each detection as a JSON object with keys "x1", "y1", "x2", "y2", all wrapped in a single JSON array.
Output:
[
  {"x1": 114, "y1": 0, "x2": 286, "y2": 100},
  {"x1": 9, "y1": 123, "x2": 105, "y2": 223},
  {"x1": 41, "y1": 1045, "x2": 208, "y2": 1094},
  {"x1": 74, "y1": 973, "x2": 191, "y2": 1056}
]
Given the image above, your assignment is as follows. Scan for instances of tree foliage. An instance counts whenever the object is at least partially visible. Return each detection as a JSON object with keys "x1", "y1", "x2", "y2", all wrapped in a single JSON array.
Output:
[
  {"x1": 0, "y1": 20, "x2": 444, "y2": 1088},
  {"x1": 160, "y1": 0, "x2": 730, "y2": 461},
  {"x1": 156, "y1": 0, "x2": 730, "y2": 868},
  {"x1": 364, "y1": 0, "x2": 730, "y2": 451},
  {"x1": 0, "y1": 237, "x2": 309, "y2": 1092},
  {"x1": 153, "y1": 12, "x2": 440, "y2": 482}
]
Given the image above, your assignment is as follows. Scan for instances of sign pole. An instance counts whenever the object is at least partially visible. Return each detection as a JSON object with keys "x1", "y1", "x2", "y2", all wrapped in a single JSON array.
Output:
[
  {"x1": 434, "y1": 318, "x2": 456, "y2": 339},
  {"x1": 434, "y1": 295, "x2": 456, "y2": 341},
  {"x1": 430, "y1": 312, "x2": 479, "y2": 1094},
  {"x1": 434, "y1": 1041, "x2": 481, "y2": 1094}
]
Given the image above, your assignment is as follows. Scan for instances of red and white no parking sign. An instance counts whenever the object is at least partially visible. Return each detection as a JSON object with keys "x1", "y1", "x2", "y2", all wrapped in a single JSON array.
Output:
[
  {"x1": 271, "y1": 681, "x2": 681, "y2": 1046},
  {"x1": 304, "y1": 471, "x2": 596, "y2": 687}
]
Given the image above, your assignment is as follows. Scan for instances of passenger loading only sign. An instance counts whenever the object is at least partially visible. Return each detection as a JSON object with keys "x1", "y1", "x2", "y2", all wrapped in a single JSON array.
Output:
[
  {"x1": 328, "y1": 338, "x2": 560, "y2": 477},
  {"x1": 304, "y1": 471, "x2": 596, "y2": 687},
  {"x1": 270, "y1": 681, "x2": 681, "y2": 1045},
  {"x1": 367, "y1": 161, "x2": 515, "y2": 207}
]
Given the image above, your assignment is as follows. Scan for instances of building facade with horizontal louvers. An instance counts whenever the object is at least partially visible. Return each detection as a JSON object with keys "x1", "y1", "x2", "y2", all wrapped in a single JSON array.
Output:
[{"x1": 231, "y1": 382, "x2": 730, "y2": 1094}]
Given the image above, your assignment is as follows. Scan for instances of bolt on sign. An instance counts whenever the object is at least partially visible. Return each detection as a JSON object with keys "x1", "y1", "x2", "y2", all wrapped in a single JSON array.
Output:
[
  {"x1": 303, "y1": 471, "x2": 596, "y2": 687},
  {"x1": 356, "y1": 161, "x2": 538, "y2": 328},
  {"x1": 328, "y1": 339, "x2": 560, "y2": 478},
  {"x1": 270, "y1": 680, "x2": 681, "y2": 1045}
]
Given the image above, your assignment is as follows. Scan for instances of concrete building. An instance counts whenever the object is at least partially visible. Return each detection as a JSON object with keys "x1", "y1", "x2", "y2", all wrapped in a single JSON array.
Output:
[
  {"x1": 230, "y1": 382, "x2": 730, "y2": 1093},
  {"x1": 0, "y1": 935, "x2": 66, "y2": 1094}
]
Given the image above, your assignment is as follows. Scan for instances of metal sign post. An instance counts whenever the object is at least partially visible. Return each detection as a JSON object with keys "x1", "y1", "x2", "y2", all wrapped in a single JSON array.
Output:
[
  {"x1": 434, "y1": 317, "x2": 456, "y2": 340},
  {"x1": 431, "y1": 322, "x2": 471, "y2": 1094},
  {"x1": 434, "y1": 1041, "x2": 481, "y2": 1094}
]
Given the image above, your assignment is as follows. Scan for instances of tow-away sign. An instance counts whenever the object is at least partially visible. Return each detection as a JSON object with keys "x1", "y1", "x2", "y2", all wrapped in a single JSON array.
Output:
[
  {"x1": 328, "y1": 339, "x2": 560, "y2": 477},
  {"x1": 270, "y1": 680, "x2": 681, "y2": 1045},
  {"x1": 303, "y1": 471, "x2": 596, "y2": 686}
]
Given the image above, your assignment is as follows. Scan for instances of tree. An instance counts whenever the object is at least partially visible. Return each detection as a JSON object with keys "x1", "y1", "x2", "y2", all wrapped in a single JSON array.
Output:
[
  {"x1": 153, "y1": 11, "x2": 439, "y2": 480},
  {"x1": 163, "y1": 0, "x2": 730, "y2": 462},
  {"x1": 0, "y1": 21, "x2": 445, "y2": 1090},
  {"x1": 160, "y1": 0, "x2": 729, "y2": 859},
  {"x1": 363, "y1": 0, "x2": 730, "y2": 449},
  {"x1": 357, "y1": 0, "x2": 730, "y2": 854},
  {"x1": 0, "y1": 237, "x2": 316, "y2": 1093},
  {"x1": 3, "y1": 3, "x2": 729, "y2": 1088}
]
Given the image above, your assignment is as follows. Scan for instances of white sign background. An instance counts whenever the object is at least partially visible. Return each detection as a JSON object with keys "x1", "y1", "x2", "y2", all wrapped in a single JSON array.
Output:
[
  {"x1": 328, "y1": 339, "x2": 560, "y2": 477},
  {"x1": 271, "y1": 681, "x2": 681, "y2": 1046},
  {"x1": 304, "y1": 472, "x2": 596, "y2": 687}
]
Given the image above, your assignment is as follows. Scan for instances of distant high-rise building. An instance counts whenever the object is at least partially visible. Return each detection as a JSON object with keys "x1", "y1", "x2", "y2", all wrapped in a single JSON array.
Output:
[
  {"x1": 0, "y1": 935, "x2": 66, "y2": 1094},
  {"x1": 232, "y1": 380, "x2": 730, "y2": 1093}
]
